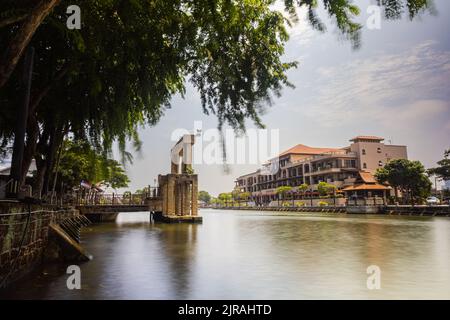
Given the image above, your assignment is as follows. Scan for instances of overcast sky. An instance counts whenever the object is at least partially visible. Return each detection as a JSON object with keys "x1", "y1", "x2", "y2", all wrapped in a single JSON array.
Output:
[{"x1": 116, "y1": 0, "x2": 450, "y2": 196}]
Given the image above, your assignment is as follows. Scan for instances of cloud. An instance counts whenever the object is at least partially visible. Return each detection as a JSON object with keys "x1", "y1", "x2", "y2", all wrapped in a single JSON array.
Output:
[
  {"x1": 296, "y1": 40, "x2": 450, "y2": 130},
  {"x1": 271, "y1": 1, "x2": 317, "y2": 49},
  {"x1": 377, "y1": 99, "x2": 450, "y2": 129}
]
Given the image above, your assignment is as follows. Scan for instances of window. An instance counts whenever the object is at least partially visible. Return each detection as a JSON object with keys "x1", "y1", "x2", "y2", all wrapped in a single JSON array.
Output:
[
  {"x1": 378, "y1": 161, "x2": 383, "y2": 167},
  {"x1": 377, "y1": 147, "x2": 382, "y2": 153},
  {"x1": 363, "y1": 163, "x2": 367, "y2": 169},
  {"x1": 362, "y1": 149, "x2": 366, "y2": 155}
]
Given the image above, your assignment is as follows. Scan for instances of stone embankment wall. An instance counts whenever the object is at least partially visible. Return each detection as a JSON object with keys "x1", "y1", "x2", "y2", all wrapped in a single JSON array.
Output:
[
  {"x1": 0, "y1": 201, "x2": 80, "y2": 289},
  {"x1": 212, "y1": 205, "x2": 450, "y2": 216},
  {"x1": 383, "y1": 205, "x2": 450, "y2": 217},
  {"x1": 215, "y1": 206, "x2": 347, "y2": 213}
]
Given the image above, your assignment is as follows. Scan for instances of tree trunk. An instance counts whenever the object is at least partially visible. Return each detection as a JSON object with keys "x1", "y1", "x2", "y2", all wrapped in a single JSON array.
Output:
[
  {"x1": 19, "y1": 114, "x2": 39, "y2": 186},
  {"x1": 0, "y1": 0, "x2": 61, "y2": 88},
  {"x1": 17, "y1": 65, "x2": 69, "y2": 187},
  {"x1": 32, "y1": 124, "x2": 52, "y2": 198},
  {"x1": 42, "y1": 125, "x2": 65, "y2": 194},
  {"x1": 33, "y1": 156, "x2": 47, "y2": 198}
]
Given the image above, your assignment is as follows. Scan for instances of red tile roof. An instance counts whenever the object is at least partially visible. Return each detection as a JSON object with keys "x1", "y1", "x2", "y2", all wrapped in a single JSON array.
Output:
[
  {"x1": 359, "y1": 171, "x2": 377, "y2": 183},
  {"x1": 350, "y1": 135, "x2": 384, "y2": 142},
  {"x1": 342, "y1": 184, "x2": 391, "y2": 191},
  {"x1": 279, "y1": 144, "x2": 341, "y2": 157}
]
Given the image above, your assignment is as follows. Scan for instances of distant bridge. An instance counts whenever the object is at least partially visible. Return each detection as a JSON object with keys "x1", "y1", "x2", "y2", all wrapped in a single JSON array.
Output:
[
  {"x1": 74, "y1": 191, "x2": 163, "y2": 221},
  {"x1": 74, "y1": 134, "x2": 201, "y2": 223}
]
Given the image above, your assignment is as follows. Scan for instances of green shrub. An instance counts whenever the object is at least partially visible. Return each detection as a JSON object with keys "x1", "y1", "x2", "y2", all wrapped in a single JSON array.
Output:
[{"x1": 318, "y1": 201, "x2": 329, "y2": 207}]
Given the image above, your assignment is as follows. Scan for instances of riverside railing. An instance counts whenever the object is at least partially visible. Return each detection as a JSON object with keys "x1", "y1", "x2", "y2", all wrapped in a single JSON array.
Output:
[{"x1": 75, "y1": 187, "x2": 160, "y2": 206}]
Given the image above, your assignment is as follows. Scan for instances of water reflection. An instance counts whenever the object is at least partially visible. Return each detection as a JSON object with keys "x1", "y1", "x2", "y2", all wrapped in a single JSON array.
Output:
[{"x1": 1, "y1": 210, "x2": 449, "y2": 299}]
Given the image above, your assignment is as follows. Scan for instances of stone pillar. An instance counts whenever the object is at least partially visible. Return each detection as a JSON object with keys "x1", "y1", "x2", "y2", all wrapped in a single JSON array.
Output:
[
  {"x1": 166, "y1": 175, "x2": 176, "y2": 216},
  {"x1": 159, "y1": 175, "x2": 167, "y2": 214},
  {"x1": 191, "y1": 176, "x2": 198, "y2": 216},
  {"x1": 174, "y1": 182, "x2": 179, "y2": 215},
  {"x1": 182, "y1": 181, "x2": 190, "y2": 216},
  {"x1": 171, "y1": 160, "x2": 179, "y2": 174}
]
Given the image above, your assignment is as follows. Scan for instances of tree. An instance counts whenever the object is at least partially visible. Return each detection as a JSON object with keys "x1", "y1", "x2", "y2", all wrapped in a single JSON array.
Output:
[
  {"x1": 198, "y1": 190, "x2": 211, "y2": 204},
  {"x1": 375, "y1": 159, "x2": 432, "y2": 204},
  {"x1": 239, "y1": 191, "x2": 251, "y2": 206},
  {"x1": 210, "y1": 197, "x2": 222, "y2": 207},
  {"x1": 276, "y1": 185, "x2": 292, "y2": 205},
  {"x1": 0, "y1": 1, "x2": 434, "y2": 90},
  {"x1": 101, "y1": 159, "x2": 130, "y2": 190},
  {"x1": 2, "y1": 0, "x2": 298, "y2": 192},
  {"x1": 297, "y1": 183, "x2": 309, "y2": 198},
  {"x1": 317, "y1": 182, "x2": 336, "y2": 197},
  {"x1": 240, "y1": 192, "x2": 251, "y2": 201},
  {"x1": 56, "y1": 139, "x2": 129, "y2": 194},
  {"x1": 218, "y1": 192, "x2": 233, "y2": 206},
  {"x1": 231, "y1": 188, "x2": 241, "y2": 202},
  {"x1": 0, "y1": 0, "x2": 61, "y2": 88},
  {"x1": 428, "y1": 149, "x2": 450, "y2": 181}
]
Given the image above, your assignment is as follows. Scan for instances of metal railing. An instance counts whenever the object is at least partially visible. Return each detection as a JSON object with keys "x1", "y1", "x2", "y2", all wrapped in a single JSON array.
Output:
[
  {"x1": 0, "y1": 179, "x2": 13, "y2": 196},
  {"x1": 74, "y1": 187, "x2": 160, "y2": 206}
]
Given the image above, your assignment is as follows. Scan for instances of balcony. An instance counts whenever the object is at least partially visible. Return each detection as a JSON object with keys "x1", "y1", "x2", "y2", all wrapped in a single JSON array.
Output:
[
  {"x1": 311, "y1": 167, "x2": 343, "y2": 174},
  {"x1": 343, "y1": 177, "x2": 357, "y2": 186},
  {"x1": 310, "y1": 152, "x2": 358, "y2": 162}
]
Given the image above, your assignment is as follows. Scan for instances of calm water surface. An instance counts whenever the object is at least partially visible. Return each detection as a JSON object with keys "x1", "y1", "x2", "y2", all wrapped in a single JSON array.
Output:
[{"x1": 2, "y1": 209, "x2": 450, "y2": 299}]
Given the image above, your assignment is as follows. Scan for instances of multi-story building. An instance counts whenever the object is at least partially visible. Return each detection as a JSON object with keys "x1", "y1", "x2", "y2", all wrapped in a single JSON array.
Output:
[
  {"x1": 235, "y1": 136, "x2": 407, "y2": 205},
  {"x1": 444, "y1": 180, "x2": 450, "y2": 191}
]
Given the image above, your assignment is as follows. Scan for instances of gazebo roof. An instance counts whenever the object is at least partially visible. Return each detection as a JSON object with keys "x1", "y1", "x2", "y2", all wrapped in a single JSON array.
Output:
[
  {"x1": 359, "y1": 171, "x2": 376, "y2": 183},
  {"x1": 342, "y1": 183, "x2": 391, "y2": 191}
]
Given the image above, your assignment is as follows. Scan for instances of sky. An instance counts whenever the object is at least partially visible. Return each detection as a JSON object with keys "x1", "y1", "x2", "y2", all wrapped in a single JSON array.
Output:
[{"x1": 115, "y1": 0, "x2": 450, "y2": 196}]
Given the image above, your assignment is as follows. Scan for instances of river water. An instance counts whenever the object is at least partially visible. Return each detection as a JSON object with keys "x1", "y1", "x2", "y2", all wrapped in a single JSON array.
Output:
[{"x1": 2, "y1": 209, "x2": 450, "y2": 299}]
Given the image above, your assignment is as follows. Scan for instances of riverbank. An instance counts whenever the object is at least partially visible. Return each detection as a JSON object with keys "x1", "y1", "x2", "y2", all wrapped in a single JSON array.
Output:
[{"x1": 208, "y1": 205, "x2": 450, "y2": 217}]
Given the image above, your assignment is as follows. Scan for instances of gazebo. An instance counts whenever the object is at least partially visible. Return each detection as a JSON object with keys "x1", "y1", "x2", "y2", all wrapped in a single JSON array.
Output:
[{"x1": 342, "y1": 171, "x2": 391, "y2": 206}]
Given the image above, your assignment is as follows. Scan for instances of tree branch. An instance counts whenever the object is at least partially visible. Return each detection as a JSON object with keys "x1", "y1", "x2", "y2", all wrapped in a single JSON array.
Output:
[
  {"x1": 0, "y1": 0, "x2": 61, "y2": 89},
  {"x1": 29, "y1": 63, "x2": 70, "y2": 113},
  {"x1": 0, "y1": 14, "x2": 29, "y2": 29}
]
